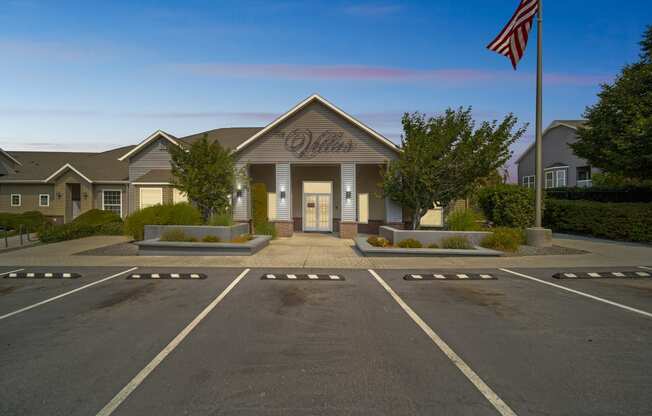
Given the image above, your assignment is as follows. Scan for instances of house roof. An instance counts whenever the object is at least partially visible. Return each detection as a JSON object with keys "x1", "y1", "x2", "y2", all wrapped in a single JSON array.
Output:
[
  {"x1": 133, "y1": 169, "x2": 173, "y2": 184},
  {"x1": 515, "y1": 120, "x2": 587, "y2": 164},
  {"x1": 234, "y1": 94, "x2": 400, "y2": 154},
  {"x1": 117, "y1": 130, "x2": 178, "y2": 161},
  {"x1": 0, "y1": 146, "x2": 134, "y2": 183},
  {"x1": 177, "y1": 127, "x2": 263, "y2": 150}
]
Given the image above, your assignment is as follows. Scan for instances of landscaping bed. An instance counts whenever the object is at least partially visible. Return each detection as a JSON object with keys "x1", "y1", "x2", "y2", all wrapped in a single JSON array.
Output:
[{"x1": 136, "y1": 235, "x2": 271, "y2": 256}]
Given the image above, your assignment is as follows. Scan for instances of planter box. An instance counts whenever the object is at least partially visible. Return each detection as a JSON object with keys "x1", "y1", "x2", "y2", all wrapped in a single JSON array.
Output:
[
  {"x1": 355, "y1": 236, "x2": 502, "y2": 257},
  {"x1": 143, "y1": 223, "x2": 249, "y2": 242},
  {"x1": 379, "y1": 226, "x2": 492, "y2": 246},
  {"x1": 136, "y1": 235, "x2": 271, "y2": 256}
]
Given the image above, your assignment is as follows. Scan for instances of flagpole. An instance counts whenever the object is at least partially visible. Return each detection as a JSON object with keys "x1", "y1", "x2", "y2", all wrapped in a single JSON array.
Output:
[{"x1": 534, "y1": 0, "x2": 543, "y2": 228}]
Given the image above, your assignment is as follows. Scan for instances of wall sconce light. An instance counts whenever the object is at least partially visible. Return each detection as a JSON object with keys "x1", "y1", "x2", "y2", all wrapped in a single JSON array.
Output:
[
  {"x1": 280, "y1": 185, "x2": 286, "y2": 201},
  {"x1": 83, "y1": 192, "x2": 88, "y2": 200},
  {"x1": 236, "y1": 189, "x2": 242, "y2": 199},
  {"x1": 345, "y1": 191, "x2": 352, "y2": 200},
  {"x1": 56, "y1": 192, "x2": 62, "y2": 200}
]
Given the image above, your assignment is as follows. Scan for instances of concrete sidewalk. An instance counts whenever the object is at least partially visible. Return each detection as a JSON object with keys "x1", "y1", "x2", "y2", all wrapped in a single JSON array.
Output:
[{"x1": 0, "y1": 232, "x2": 650, "y2": 269}]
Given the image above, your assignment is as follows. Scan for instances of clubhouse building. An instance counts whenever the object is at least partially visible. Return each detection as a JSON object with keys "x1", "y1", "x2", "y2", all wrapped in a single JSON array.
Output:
[{"x1": 0, "y1": 94, "x2": 443, "y2": 237}]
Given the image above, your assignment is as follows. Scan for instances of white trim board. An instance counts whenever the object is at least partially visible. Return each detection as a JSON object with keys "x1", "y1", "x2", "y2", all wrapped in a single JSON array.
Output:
[
  {"x1": 117, "y1": 130, "x2": 179, "y2": 161},
  {"x1": 44, "y1": 163, "x2": 93, "y2": 183},
  {"x1": 234, "y1": 94, "x2": 400, "y2": 154}
]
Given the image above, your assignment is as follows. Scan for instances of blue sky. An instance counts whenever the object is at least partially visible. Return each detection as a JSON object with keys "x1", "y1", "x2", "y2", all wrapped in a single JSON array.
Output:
[{"x1": 0, "y1": 0, "x2": 650, "y2": 178}]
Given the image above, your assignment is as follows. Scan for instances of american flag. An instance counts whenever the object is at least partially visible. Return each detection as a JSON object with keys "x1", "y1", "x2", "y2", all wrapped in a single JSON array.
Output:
[{"x1": 487, "y1": 0, "x2": 539, "y2": 69}]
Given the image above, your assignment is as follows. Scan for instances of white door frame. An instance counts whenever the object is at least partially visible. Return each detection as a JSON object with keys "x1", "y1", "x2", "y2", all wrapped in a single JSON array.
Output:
[{"x1": 302, "y1": 181, "x2": 333, "y2": 232}]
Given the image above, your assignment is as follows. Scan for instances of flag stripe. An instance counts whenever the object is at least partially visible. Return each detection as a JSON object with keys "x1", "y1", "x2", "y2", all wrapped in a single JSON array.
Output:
[{"x1": 487, "y1": 0, "x2": 538, "y2": 69}]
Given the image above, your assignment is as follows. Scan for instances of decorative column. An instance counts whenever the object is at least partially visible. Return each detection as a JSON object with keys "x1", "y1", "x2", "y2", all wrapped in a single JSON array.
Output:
[
  {"x1": 232, "y1": 162, "x2": 250, "y2": 225},
  {"x1": 340, "y1": 162, "x2": 357, "y2": 238},
  {"x1": 274, "y1": 162, "x2": 293, "y2": 237}
]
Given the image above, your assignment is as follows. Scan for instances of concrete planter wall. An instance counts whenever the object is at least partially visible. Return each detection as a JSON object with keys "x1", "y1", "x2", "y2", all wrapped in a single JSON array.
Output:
[
  {"x1": 137, "y1": 235, "x2": 271, "y2": 256},
  {"x1": 379, "y1": 226, "x2": 492, "y2": 246},
  {"x1": 143, "y1": 223, "x2": 249, "y2": 242}
]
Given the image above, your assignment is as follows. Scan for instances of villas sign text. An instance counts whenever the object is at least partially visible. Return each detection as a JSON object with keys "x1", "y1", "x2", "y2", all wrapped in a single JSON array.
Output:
[{"x1": 284, "y1": 129, "x2": 354, "y2": 159}]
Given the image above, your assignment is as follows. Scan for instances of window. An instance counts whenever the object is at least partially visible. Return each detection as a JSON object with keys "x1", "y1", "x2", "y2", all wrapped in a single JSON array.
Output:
[
  {"x1": 577, "y1": 166, "x2": 591, "y2": 181},
  {"x1": 173, "y1": 188, "x2": 187, "y2": 204},
  {"x1": 103, "y1": 190, "x2": 122, "y2": 216},
  {"x1": 39, "y1": 194, "x2": 50, "y2": 207},
  {"x1": 522, "y1": 175, "x2": 535, "y2": 189},
  {"x1": 10, "y1": 194, "x2": 21, "y2": 207},
  {"x1": 555, "y1": 169, "x2": 567, "y2": 187},
  {"x1": 139, "y1": 187, "x2": 163, "y2": 209},
  {"x1": 358, "y1": 193, "x2": 369, "y2": 224},
  {"x1": 545, "y1": 171, "x2": 554, "y2": 189},
  {"x1": 545, "y1": 168, "x2": 568, "y2": 188}
]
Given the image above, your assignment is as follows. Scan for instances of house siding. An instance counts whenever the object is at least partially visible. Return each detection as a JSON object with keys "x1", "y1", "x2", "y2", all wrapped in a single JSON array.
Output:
[
  {"x1": 235, "y1": 101, "x2": 398, "y2": 164},
  {"x1": 128, "y1": 139, "x2": 173, "y2": 182},
  {"x1": 517, "y1": 125, "x2": 597, "y2": 187},
  {"x1": 0, "y1": 184, "x2": 57, "y2": 216}
]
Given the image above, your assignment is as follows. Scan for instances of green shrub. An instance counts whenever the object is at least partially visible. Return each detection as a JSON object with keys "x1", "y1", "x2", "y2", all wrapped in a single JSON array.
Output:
[
  {"x1": 397, "y1": 238, "x2": 423, "y2": 248},
  {"x1": 0, "y1": 211, "x2": 48, "y2": 231},
  {"x1": 254, "y1": 221, "x2": 277, "y2": 239},
  {"x1": 201, "y1": 235, "x2": 221, "y2": 243},
  {"x1": 544, "y1": 199, "x2": 652, "y2": 242},
  {"x1": 38, "y1": 209, "x2": 122, "y2": 243},
  {"x1": 445, "y1": 209, "x2": 483, "y2": 231},
  {"x1": 480, "y1": 227, "x2": 525, "y2": 252},
  {"x1": 440, "y1": 236, "x2": 473, "y2": 249},
  {"x1": 427, "y1": 242, "x2": 439, "y2": 248},
  {"x1": 251, "y1": 183, "x2": 268, "y2": 226},
  {"x1": 367, "y1": 235, "x2": 390, "y2": 247},
  {"x1": 207, "y1": 210, "x2": 234, "y2": 226},
  {"x1": 124, "y1": 203, "x2": 202, "y2": 240},
  {"x1": 477, "y1": 184, "x2": 535, "y2": 228}
]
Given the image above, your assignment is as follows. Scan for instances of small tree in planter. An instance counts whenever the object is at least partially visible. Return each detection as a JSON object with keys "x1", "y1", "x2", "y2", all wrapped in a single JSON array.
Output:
[
  {"x1": 383, "y1": 108, "x2": 525, "y2": 229},
  {"x1": 169, "y1": 134, "x2": 248, "y2": 221}
]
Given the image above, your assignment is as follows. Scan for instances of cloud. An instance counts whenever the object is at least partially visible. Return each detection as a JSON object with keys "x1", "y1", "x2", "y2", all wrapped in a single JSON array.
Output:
[
  {"x1": 342, "y1": 3, "x2": 402, "y2": 16},
  {"x1": 175, "y1": 63, "x2": 611, "y2": 86}
]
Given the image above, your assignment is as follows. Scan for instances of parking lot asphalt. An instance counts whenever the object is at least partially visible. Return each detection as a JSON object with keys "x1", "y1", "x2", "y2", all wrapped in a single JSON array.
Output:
[{"x1": 0, "y1": 265, "x2": 651, "y2": 415}]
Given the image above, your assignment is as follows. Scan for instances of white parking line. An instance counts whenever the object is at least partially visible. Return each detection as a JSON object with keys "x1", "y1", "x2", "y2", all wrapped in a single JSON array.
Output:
[
  {"x1": 500, "y1": 268, "x2": 652, "y2": 319},
  {"x1": 368, "y1": 269, "x2": 517, "y2": 416},
  {"x1": 0, "y1": 268, "x2": 24, "y2": 277},
  {"x1": 96, "y1": 268, "x2": 250, "y2": 416},
  {"x1": 0, "y1": 267, "x2": 138, "y2": 321}
]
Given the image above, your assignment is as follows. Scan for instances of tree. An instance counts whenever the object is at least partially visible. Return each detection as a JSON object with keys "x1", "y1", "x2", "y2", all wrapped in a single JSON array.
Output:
[
  {"x1": 382, "y1": 108, "x2": 525, "y2": 229},
  {"x1": 571, "y1": 26, "x2": 652, "y2": 180},
  {"x1": 169, "y1": 135, "x2": 244, "y2": 221}
]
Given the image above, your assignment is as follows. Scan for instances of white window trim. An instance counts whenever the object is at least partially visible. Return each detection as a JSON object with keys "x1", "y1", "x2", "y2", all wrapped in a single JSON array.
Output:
[
  {"x1": 39, "y1": 194, "x2": 50, "y2": 207},
  {"x1": 522, "y1": 175, "x2": 535, "y2": 188},
  {"x1": 102, "y1": 189, "x2": 122, "y2": 217},
  {"x1": 545, "y1": 171, "x2": 555, "y2": 189},
  {"x1": 10, "y1": 193, "x2": 21, "y2": 207},
  {"x1": 555, "y1": 169, "x2": 567, "y2": 187}
]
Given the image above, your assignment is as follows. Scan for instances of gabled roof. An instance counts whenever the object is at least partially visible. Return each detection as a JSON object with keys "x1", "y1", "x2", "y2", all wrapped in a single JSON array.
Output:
[
  {"x1": 515, "y1": 120, "x2": 587, "y2": 164},
  {"x1": 233, "y1": 94, "x2": 400, "y2": 153},
  {"x1": 117, "y1": 130, "x2": 179, "y2": 161},
  {"x1": 0, "y1": 147, "x2": 132, "y2": 183},
  {"x1": 178, "y1": 127, "x2": 263, "y2": 150},
  {"x1": 0, "y1": 149, "x2": 21, "y2": 166},
  {"x1": 44, "y1": 163, "x2": 93, "y2": 183}
]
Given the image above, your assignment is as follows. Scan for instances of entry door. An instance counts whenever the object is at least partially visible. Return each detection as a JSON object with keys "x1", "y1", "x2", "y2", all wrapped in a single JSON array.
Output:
[
  {"x1": 303, "y1": 194, "x2": 331, "y2": 231},
  {"x1": 302, "y1": 181, "x2": 333, "y2": 232}
]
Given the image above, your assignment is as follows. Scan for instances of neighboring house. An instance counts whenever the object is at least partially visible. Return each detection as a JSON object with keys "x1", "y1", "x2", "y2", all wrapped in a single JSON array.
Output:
[
  {"x1": 516, "y1": 120, "x2": 598, "y2": 189},
  {"x1": 0, "y1": 94, "x2": 438, "y2": 236}
]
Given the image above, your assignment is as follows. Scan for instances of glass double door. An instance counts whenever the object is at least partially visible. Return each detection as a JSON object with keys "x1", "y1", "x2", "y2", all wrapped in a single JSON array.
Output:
[{"x1": 303, "y1": 181, "x2": 333, "y2": 232}]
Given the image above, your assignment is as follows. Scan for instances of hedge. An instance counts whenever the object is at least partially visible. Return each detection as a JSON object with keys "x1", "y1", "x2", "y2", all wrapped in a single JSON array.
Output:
[
  {"x1": 124, "y1": 203, "x2": 202, "y2": 240},
  {"x1": 0, "y1": 211, "x2": 48, "y2": 231},
  {"x1": 477, "y1": 184, "x2": 535, "y2": 228},
  {"x1": 546, "y1": 186, "x2": 652, "y2": 203},
  {"x1": 543, "y1": 199, "x2": 652, "y2": 242},
  {"x1": 39, "y1": 209, "x2": 123, "y2": 243}
]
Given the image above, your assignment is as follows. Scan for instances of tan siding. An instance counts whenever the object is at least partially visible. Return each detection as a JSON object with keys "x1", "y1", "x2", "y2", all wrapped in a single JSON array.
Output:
[
  {"x1": 356, "y1": 164, "x2": 385, "y2": 221},
  {"x1": 236, "y1": 101, "x2": 398, "y2": 164},
  {"x1": 128, "y1": 139, "x2": 173, "y2": 181},
  {"x1": 0, "y1": 184, "x2": 57, "y2": 215},
  {"x1": 53, "y1": 170, "x2": 93, "y2": 222}
]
